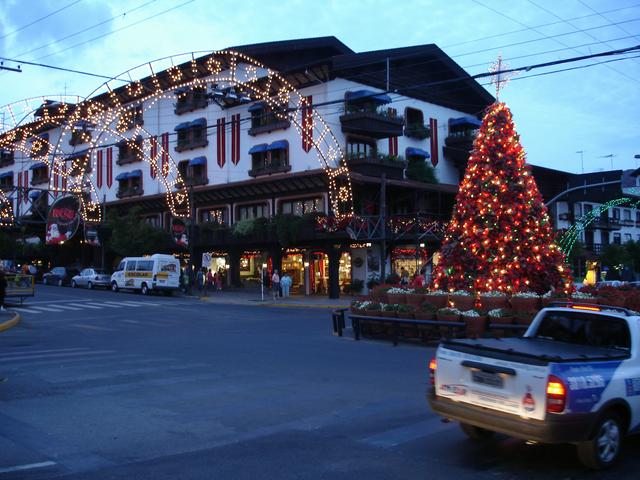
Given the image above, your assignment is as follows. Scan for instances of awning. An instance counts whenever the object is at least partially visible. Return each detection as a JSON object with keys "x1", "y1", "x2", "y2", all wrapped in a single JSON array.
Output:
[
  {"x1": 406, "y1": 147, "x2": 430, "y2": 159},
  {"x1": 249, "y1": 144, "x2": 268, "y2": 154},
  {"x1": 268, "y1": 140, "x2": 288, "y2": 151},
  {"x1": 189, "y1": 156, "x2": 207, "y2": 166},
  {"x1": 128, "y1": 169, "x2": 143, "y2": 178},
  {"x1": 115, "y1": 172, "x2": 128, "y2": 181},
  {"x1": 0, "y1": 172, "x2": 12, "y2": 179},
  {"x1": 248, "y1": 101, "x2": 267, "y2": 112},
  {"x1": 175, "y1": 86, "x2": 189, "y2": 94},
  {"x1": 345, "y1": 89, "x2": 391, "y2": 105},
  {"x1": 190, "y1": 117, "x2": 207, "y2": 128},
  {"x1": 449, "y1": 116, "x2": 482, "y2": 128},
  {"x1": 29, "y1": 190, "x2": 42, "y2": 200},
  {"x1": 174, "y1": 122, "x2": 190, "y2": 131},
  {"x1": 29, "y1": 162, "x2": 47, "y2": 170}
]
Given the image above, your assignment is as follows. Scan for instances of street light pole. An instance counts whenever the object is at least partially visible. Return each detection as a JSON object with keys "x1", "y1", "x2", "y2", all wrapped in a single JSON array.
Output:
[{"x1": 576, "y1": 150, "x2": 584, "y2": 174}]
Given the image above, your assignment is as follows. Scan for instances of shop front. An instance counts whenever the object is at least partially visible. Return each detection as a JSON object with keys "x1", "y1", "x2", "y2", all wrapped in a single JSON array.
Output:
[{"x1": 392, "y1": 246, "x2": 427, "y2": 279}]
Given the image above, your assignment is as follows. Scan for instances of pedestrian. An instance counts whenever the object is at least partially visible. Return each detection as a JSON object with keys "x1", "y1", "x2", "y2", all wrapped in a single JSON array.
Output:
[
  {"x1": 206, "y1": 269, "x2": 213, "y2": 295},
  {"x1": 281, "y1": 272, "x2": 292, "y2": 298},
  {"x1": 215, "y1": 272, "x2": 222, "y2": 292},
  {"x1": 196, "y1": 268, "x2": 204, "y2": 293},
  {"x1": 399, "y1": 267, "x2": 410, "y2": 287},
  {"x1": 271, "y1": 269, "x2": 280, "y2": 302},
  {"x1": 0, "y1": 269, "x2": 6, "y2": 311},
  {"x1": 182, "y1": 269, "x2": 191, "y2": 295}
]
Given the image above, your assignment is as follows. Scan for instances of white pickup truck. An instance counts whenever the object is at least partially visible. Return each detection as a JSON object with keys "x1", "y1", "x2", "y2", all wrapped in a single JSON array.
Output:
[{"x1": 428, "y1": 303, "x2": 640, "y2": 469}]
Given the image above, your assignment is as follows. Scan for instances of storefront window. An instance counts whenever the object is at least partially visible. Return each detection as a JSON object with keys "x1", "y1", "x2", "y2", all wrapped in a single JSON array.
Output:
[
  {"x1": 282, "y1": 250, "x2": 305, "y2": 294},
  {"x1": 392, "y1": 247, "x2": 427, "y2": 279},
  {"x1": 200, "y1": 207, "x2": 228, "y2": 225},
  {"x1": 339, "y1": 252, "x2": 351, "y2": 293},
  {"x1": 237, "y1": 203, "x2": 269, "y2": 220},
  {"x1": 280, "y1": 197, "x2": 324, "y2": 215}
]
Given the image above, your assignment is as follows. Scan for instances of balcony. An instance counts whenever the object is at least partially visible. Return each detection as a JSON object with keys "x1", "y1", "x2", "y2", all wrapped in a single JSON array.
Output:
[
  {"x1": 404, "y1": 123, "x2": 430, "y2": 140},
  {"x1": 175, "y1": 138, "x2": 208, "y2": 153},
  {"x1": 340, "y1": 108, "x2": 403, "y2": 139},
  {"x1": 346, "y1": 154, "x2": 406, "y2": 180},
  {"x1": 31, "y1": 174, "x2": 48, "y2": 186},
  {"x1": 175, "y1": 176, "x2": 209, "y2": 188},
  {"x1": 0, "y1": 151, "x2": 14, "y2": 167},
  {"x1": 590, "y1": 217, "x2": 621, "y2": 231},
  {"x1": 584, "y1": 243, "x2": 603, "y2": 254},
  {"x1": 116, "y1": 185, "x2": 144, "y2": 199},
  {"x1": 248, "y1": 119, "x2": 291, "y2": 136},
  {"x1": 248, "y1": 164, "x2": 291, "y2": 178}
]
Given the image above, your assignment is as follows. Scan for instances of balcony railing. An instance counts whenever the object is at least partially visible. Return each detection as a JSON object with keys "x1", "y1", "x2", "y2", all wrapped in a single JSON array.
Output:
[
  {"x1": 346, "y1": 154, "x2": 406, "y2": 180},
  {"x1": 116, "y1": 186, "x2": 144, "y2": 198},
  {"x1": 31, "y1": 173, "x2": 48, "y2": 185},
  {"x1": 175, "y1": 176, "x2": 209, "y2": 188},
  {"x1": 174, "y1": 96, "x2": 208, "y2": 115},
  {"x1": 175, "y1": 138, "x2": 208, "y2": 153},
  {"x1": 404, "y1": 123, "x2": 430, "y2": 140},
  {"x1": 340, "y1": 108, "x2": 404, "y2": 139},
  {"x1": 248, "y1": 164, "x2": 291, "y2": 178},
  {"x1": 248, "y1": 119, "x2": 291, "y2": 136}
]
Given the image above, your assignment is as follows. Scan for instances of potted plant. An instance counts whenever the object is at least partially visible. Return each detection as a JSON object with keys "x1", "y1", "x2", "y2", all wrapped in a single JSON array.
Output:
[
  {"x1": 478, "y1": 291, "x2": 507, "y2": 311},
  {"x1": 350, "y1": 300, "x2": 362, "y2": 313},
  {"x1": 461, "y1": 309, "x2": 487, "y2": 339},
  {"x1": 570, "y1": 290, "x2": 596, "y2": 306},
  {"x1": 425, "y1": 289, "x2": 449, "y2": 309},
  {"x1": 396, "y1": 303, "x2": 416, "y2": 319},
  {"x1": 510, "y1": 291, "x2": 540, "y2": 312},
  {"x1": 449, "y1": 290, "x2": 475, "y2": 311},
  {"x1": 487, "y1": 308, "x2": 515, "y2": 337},
  {"x1": 415, "y1": 301, "x2": 437, "y2": 320},
  {"x1": 386, "y1": 287, "x2": 412, "y2": 305},
  {"x1": 364, "y1": 301, "x2": 382, "y2": 317},
  {"x1": 381, "y1": 303, "x2": 399, "y2": 317}
]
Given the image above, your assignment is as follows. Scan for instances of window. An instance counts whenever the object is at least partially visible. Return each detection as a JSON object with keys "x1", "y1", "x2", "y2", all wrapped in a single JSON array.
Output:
[
  {"x1": 612, "y1": 208, "x2": 620, "y2": 220},
  {"x1": 177, "y1": 160, "x2": 189, "y2": 180},
  {"x1": 176, "y1": 157, "x2": 208, "y2": 187},
  {"x1": 0, "y1": 149, "x2": 14, "y2": 167},
  {"x1": 584, "y1": 204, "x2": 593, "y2": 214},
  {"x1": 248, "y1": 102, "x2": 290, "y2": 136},
  {"x1": 624, "y1": 209, "x2": 631, "y2": 221},
  {"x1": 534, "y1": 311, "x2": 630, "y2": 350},
  {"x1": 280, "y1": 197, "x2": 324, "y2": 215},
  {"x1": 601, "y1": 231, "x2": 609, "y2": 245},
  {"x1": 175, "y1": 118, "x2": 208, "y2": 152},
  {"x1": 116, "y1": 170, "x2": 143, "y2": 198},
  {"x1": 237, "y1": 203, "x2": 269, "y2": 221},
  {"x1": 174, "y1": 86, "x2": 208, "y2": 115},
  {"x1": 200, "y1": 207, "x2": 228, "y2": 225},
  {"x1": 125, "y1": 261, "x2": 136, "y2": 272},
  {"x1": 636, "y1": 211, "x2": 640, "y2": 223},
  {"x1": 346, "y1": 139, "x2": 375, "y2": 159},
  {"x1": 117, "y1": 104, "x2": 144, "y2": 131},
  {"x1": 613, "y1": 232, "x2": 621, "y2": 245},
  {"x1": 116, "y1": 261, "x2": 125, "y2": 272},
  {"x1": 69, "y1": 121, "x2": 93, "y2": 146},
  {"x1": 68, "y1": 151, "x2": 92, "y2": 177},
  {"x1": 574, "y1": 203, "x2": 582, "y2": 218},
  {"x1": 117, "y1": 136, "x2": 144, "y2": 165},
  {"x1": 136, "y1": 260, "x2": 153, "y2": 271},
  {"x1": 0, "y1": 172, "x2": 13, "y2": 189},
  {"x1": 404, "y1": 108, "x2": 429, "y2": 139},
  {"x1": 144, "y1": 215, "x2": 160, "y2": 227},
  {"x1": 248, "y1": 141, "x2": 290, "y2": 177},
  {"x1": 30, "y1": 164, "x2": 48, "y2": 185},
  {"x1": 624, "y1": 233, "x2": 632, "y2": 243}
]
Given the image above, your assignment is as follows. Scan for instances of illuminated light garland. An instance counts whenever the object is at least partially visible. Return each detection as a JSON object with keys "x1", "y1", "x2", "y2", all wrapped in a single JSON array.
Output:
[
  {"x1": 431, "y1": 102, "x2": 573, "y2": 295},
  {"x1": 0, "y1": 50, "x2": 355, "y2": 228}
]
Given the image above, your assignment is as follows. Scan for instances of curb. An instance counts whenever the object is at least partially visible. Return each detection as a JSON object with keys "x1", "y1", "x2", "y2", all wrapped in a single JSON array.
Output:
[
  {"x1": 0, "y1": 312, "x2": 21, "y2": 333},
  {"x1": 196, "y1": 296, "x2": 348, "y2": 309}
]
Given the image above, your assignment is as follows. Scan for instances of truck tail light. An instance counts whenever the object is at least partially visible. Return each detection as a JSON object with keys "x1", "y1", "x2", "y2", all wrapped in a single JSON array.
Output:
[
  {"x1": 429, "y1": 357, "x2": 437, "y2": 386},
  {"x1": 546, "y1": 375, "x2": 566, "y2": 413}
]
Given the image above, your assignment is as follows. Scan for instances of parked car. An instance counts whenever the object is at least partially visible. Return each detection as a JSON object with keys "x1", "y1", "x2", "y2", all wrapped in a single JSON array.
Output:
[
  {"x1": 71, "y1": 268, "x2": 111, "y2": 289},
  {"x1": 42, "y1": 267, "x2": 79, "y2": 286}
]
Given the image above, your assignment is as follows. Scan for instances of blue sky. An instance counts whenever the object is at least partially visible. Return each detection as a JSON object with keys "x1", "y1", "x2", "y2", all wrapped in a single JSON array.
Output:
[{"x1": 0, "y1": 0, "x2": 638, "y2": 174}]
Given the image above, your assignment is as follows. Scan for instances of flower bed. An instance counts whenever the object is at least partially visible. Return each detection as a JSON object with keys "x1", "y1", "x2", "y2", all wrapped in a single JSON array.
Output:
[
  {"x1": 487, "y1": 308, "x2": 514, "y2": 337},
  {"x1": 461, "y1": 309, "x2": 487, "y2": 338},
  {"x1": 449, "y1": 290, "x2": 475, "y2": 311},
  {"x1": 478, "y1": 291, "x2": 507, "y2": 311},
  {"x1": 425, "y1": 290, "x2": 448, "y2": 309},
  {"x1": 509, "y1": 292, "x2": 540, "y2": 312}
]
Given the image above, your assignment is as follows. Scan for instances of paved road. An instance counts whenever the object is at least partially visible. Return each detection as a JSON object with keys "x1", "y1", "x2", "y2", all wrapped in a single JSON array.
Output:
[{"x1": 0, "y1": 285, "x2": 638, "y2": 479}]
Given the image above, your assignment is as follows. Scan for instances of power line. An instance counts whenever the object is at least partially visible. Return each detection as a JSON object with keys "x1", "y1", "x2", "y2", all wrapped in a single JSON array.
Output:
[
  {"x1": 579, "y1": 0, "x2": 640, "y2": 43},
  {"x1": 0, "y1": 0, "x2": 83, "y2": 41},
  {"x1": 0, "y1": 57, "x2": 127, "y2": 82}
]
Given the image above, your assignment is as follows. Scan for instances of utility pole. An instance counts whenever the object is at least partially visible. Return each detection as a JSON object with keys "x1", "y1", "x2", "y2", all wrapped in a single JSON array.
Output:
[
  {"x1": 576, "y1": 150, "x2": 584, "y2": 174},
  {"x1": 101, "y1": 194, "x2": 106, "y2": 270},
  {"x1": 380, "y1": 173, "x2": 387, "y2": 283},
  {"x1": 187, "y1": 185, "x2": 195, "y2": 278}
]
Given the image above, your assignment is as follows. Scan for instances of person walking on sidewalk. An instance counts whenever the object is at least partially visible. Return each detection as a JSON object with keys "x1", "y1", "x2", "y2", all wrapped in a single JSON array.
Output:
[
  {"x1": 280, "y1": 272, "x2": 292, "y2": 298},
  {"x1": 196, "y1": 268, "x2": 204, "y2": 294},
  {"x1": 271, "y1": 269, "x2": 280, "y2": 302}
]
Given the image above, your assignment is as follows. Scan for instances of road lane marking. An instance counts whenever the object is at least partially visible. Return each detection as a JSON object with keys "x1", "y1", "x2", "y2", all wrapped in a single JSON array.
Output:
[
  {"x1": 71, "y1": 324, "x2": 116, "y2": 331},
  {"x1": 95, "y1": 302, "x2": 125, "y2": 308},
  {"x1": 0, "y1": 347, "x2": 88, "y2": 358},
  {"x1": 49, "y1": 304, "x2": 83, "y2": 311},
  {"x1": 67, "y1": 303, "x2": 103, "y2": 309},
  {"x1": 118, "y1": 301, "x2": 161, "y2": 306},
  {"x1": 28, "y1": 306, "x2": 66, "y2": 312},
  {"x1": 0, "y1": 461, "x2": 57, "y2": 474},
  {"x1": 0, "y1": 350, "x2": 115, "y2": 362}
]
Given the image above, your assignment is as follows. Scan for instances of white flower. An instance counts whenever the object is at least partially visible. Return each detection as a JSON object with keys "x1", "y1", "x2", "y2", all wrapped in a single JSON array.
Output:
[
  {"x1": 571, "y1": 291, "x2": 595, "y2": 299},
  {"x1": 426, "y1": 290, "x2": 448, "y2": 296},
  {"x1": 450, "y1": 290, "x2": 472, "y2": 296},
  {"x1": 481, "y1": 291, "x2": 506, "y2": 297},
  {"x1": 488, "y1": 308, "x2": 503, "y2": 317},
  {"x1": 387, "y1": 287, "x2": 414, "y2": 294},
  {"x1": 462, "y1": 309, "x2": 480, "y2": 317},
  {"x1": 359, "y1": 301, "x2": 373, "y2": 309},
  {"x1": 512, "y1": 291, "x2": 539, "y2": 298}
]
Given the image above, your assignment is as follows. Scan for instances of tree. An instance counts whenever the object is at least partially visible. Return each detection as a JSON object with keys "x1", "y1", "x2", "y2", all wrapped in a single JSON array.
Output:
[
  {"x1": 107, "y1": 207, "x2": 173, "y2": 257},
  {"x1": 406, "y1": 160, "x2": 438, "y2": 183},
  {"x1": 432, "y1": 102, "x2": 572, "y2": 294}
]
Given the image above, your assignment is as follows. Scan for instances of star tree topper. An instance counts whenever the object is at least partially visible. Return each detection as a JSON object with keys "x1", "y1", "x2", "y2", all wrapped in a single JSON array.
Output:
[{"x1": 488, "y1": 54, "x2": 518, "y2": 99}]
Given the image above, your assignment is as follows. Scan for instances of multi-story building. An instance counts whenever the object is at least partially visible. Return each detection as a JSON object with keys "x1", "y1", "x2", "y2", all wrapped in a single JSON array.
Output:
[{"x1": 0, "y1": 37, "x2": 496, "y2": 297}]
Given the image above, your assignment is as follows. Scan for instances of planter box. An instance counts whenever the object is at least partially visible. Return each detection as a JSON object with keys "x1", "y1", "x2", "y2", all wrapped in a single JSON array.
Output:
[
  {"x1": 396, "y1": 312, "x2": 414, "y2": 319},
  {"x1": 463, "y1": 315, "x2": 487, "y2": 339},
  {"x1": 450, "y1": 295, "x2": 474, "y2": 311},
  {"x1": 406, "y1": 294, "x2": 426, "y2": 308},
  {"x1": 436, "y1": 311, "x2": 461, "y2": 337},
  {"x1": 386, "y1": 293, "x2": 406, "y2": 304},
  {"x1": 425, "y1": 295, "x2": 448, "y2": 309},
  {"x1": 488, "y1": 315, "x2": 514, "y2": 337},
  {"x1": 510, "y1": 297, "x2": 540, "y2": 312},
  {"x1": 515, "y1": 312, "x2": 535, "y2": 326},
  {"x1": 415, "y1": 311, "x2": 436, "y2": 320},
  {"x1": 597, "y1": 297, "x2": 626, "y2": 308},
  {"x1": 479, "y1": 296, "x2": 507, "y2": 311}
]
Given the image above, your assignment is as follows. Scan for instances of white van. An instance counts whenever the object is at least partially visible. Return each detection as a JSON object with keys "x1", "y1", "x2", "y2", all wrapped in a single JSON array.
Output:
[{"x1": 110, "y1": 254, "x2": 180, "y2": 295}]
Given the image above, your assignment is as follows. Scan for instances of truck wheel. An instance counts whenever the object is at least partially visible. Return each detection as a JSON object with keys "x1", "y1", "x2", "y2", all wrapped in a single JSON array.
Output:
[
  {"x1": 111, "y1": 281, "x2": 119, "y2": 293},
  {"x1": 460, "y1": 423, "x2": 495, "y2": 441},
  {"x1": 576, "y1": 412, "x2": 623, "y2": 469},
  {"x1": 140, "y1": 283, "x2": 148, "y2": 295}
]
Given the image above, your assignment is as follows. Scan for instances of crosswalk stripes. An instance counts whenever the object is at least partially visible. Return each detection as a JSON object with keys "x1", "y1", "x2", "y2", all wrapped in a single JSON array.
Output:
[
  {"x1": 72, "y1": 303, "x2": 103, "y2": 309},
  {"x1": 12, "y1": 307, "x2": 40, "y2": 314},
  {"x1": 49, "y1": 304, "x2": 83, "y2": 311},
  {"x1": 27, "y1": 306, "x2": 67, "y2": 313}
]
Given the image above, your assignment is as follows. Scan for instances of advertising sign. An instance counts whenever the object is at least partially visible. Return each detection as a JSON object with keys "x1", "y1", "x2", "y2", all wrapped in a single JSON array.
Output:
[
  {"x1": 45, "y1": 195, "x2": 81, "y2": 245},
  {"x1": 171, "y1": 217, "x2": 189, "y2": 247},
  {"x1": 84, "y1": 223, "x2": 100, "y2": 247}
]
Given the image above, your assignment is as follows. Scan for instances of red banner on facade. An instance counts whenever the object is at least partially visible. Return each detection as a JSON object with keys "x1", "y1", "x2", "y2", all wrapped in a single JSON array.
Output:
[
  {"x1": 161, "y1": 133, "x2": 169, "y2": 178},
  {"x1": 231, "y1": 114, "x2": 240, "y2": 165},
  {"x1": 388, "y1": 107, "x2": 398, "y2": 157},
  {"x1": 429, "y1": 117, "x2": 439, "y2": 167},
  {"x1": 302, "y1": 95, "x2": 313, "y2": 153},
  {"x1": 96, "y1": 150, "x2": 103, "y2": 189},
  {"x1": 216, "y1": 117, "x2": 226, "y2": 168},
  {"x1": 23, "y1": 171, "x2": 29, "y2": 201},
  {"x1": 106, "y1": 147, "x2": 113, "y2": 188}
]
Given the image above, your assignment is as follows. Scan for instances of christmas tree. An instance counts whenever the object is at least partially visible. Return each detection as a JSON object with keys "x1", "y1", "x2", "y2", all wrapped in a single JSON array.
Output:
[{"x1": 432, "y1": 102, "x2": 572, "y2": 295}]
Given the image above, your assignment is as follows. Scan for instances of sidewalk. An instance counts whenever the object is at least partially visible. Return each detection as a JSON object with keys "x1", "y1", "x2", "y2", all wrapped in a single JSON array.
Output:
[
  {"x1": 0, "y1": 310, "x2": 21, "y2": 333},
  {"x1": 182, "y1": 288, "x2": 351, "y2": 309}
]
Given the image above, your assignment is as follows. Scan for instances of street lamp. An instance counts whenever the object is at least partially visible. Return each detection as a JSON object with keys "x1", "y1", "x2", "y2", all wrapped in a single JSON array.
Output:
[
  {"x1": 576, "y1": 151, "x2": 584, "y2": 174},
  {"x1": 260, "y1": 262, "x2": 267, "y2": 301}
]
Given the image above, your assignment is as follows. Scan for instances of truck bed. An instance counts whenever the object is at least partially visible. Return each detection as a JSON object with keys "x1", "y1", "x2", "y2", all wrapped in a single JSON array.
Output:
[{"x1": 442, "y1": 337, "x2": 630, "y2": 365}]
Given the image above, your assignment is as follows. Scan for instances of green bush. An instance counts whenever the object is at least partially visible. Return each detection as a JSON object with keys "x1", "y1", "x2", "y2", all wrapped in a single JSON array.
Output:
[{"x1": 406, "y1": 159, "x2": 438, "y2": 183}]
